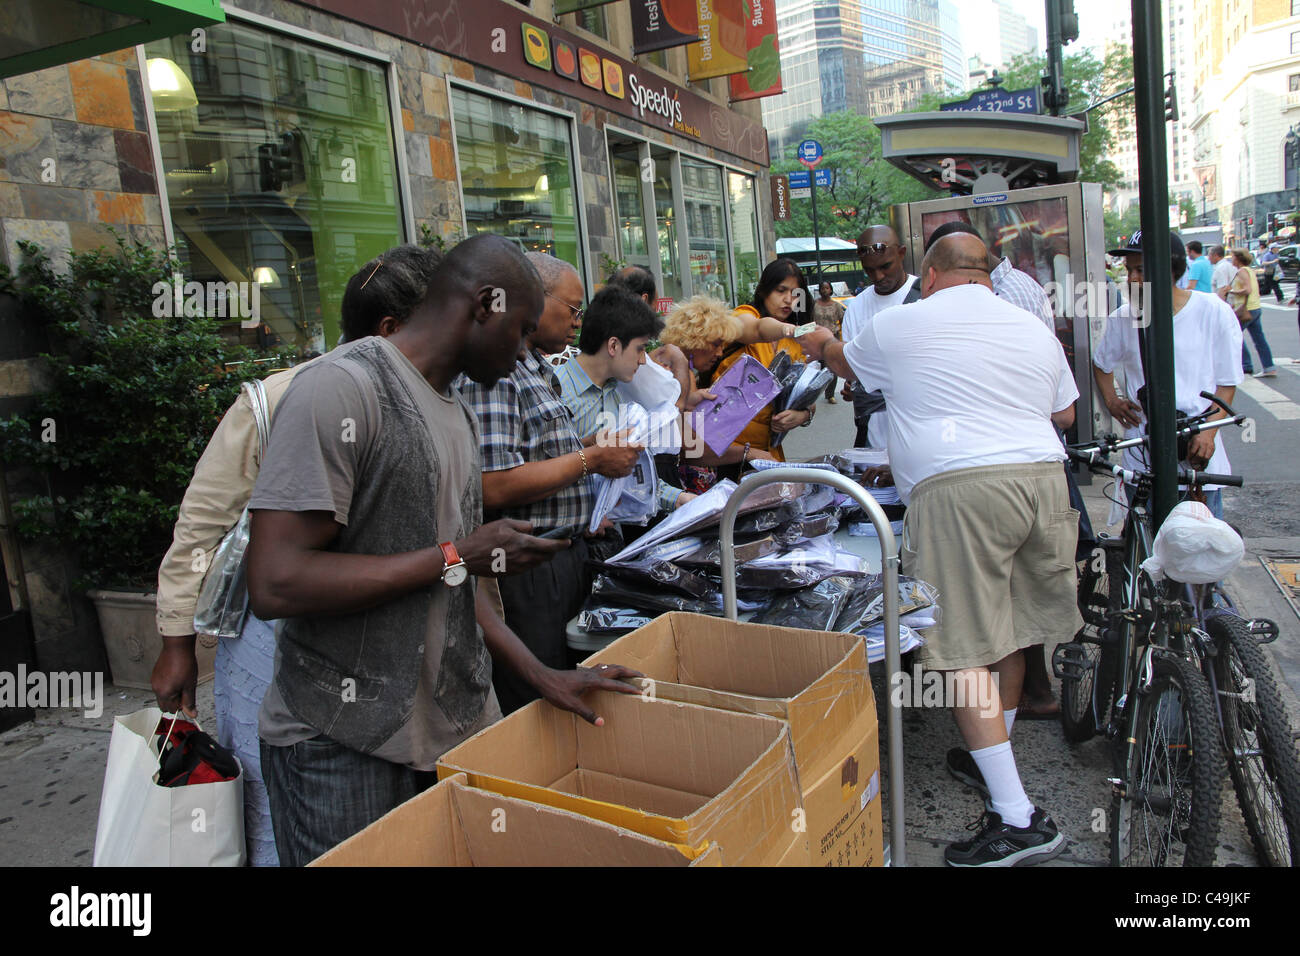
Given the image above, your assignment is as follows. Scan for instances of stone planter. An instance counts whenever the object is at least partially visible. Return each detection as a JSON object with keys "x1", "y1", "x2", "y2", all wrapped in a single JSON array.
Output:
[{"x1": 87, "y1": 589, "x2": 216, "y2": 690}]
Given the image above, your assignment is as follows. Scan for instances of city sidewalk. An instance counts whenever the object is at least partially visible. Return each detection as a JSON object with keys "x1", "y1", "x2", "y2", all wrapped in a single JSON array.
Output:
[{"x1": 1, "y1": 414, "x2": 1296, "y2": 866}]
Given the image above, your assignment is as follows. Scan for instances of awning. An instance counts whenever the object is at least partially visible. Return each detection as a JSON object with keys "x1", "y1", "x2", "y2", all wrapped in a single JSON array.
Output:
[{"x1": 0, "y1": 0, "x2": 224, "y2": 79}]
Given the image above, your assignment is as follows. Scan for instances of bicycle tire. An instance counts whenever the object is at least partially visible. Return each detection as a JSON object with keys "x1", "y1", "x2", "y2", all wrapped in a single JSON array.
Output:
[
  {"x1": 1111, "y1": 652, "x2": 1225, "y2": 867},
  {"x1": 1060, "y1": 551, "x2": 1122, "y2": 742},
  {"x1": 1207, "y1": 613, "x2": 1300, "y2": 866}
]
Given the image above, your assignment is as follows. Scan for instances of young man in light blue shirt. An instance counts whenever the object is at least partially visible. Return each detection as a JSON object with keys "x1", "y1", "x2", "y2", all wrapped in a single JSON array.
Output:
[{"x1": 1183, "y1": 240, "x2": 1213, "y2": 292}]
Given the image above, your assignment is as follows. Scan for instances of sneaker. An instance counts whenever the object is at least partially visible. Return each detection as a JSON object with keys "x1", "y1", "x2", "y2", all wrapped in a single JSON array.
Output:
[
  {"x1": 944, "y1": 807, "x2": 1066, "y2": 867},
  {"x1": 1257, "y1": 367, "x2": 1278, "y2": 377},
  {"x1": 946, "y1": 747, "x2": 990, "y2": 802}
]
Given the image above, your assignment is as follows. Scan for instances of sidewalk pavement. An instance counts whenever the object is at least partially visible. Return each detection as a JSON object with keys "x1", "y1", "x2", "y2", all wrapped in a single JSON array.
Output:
[{"x1": 2, "y1": 410, "x2": 1296, "y2": 866}]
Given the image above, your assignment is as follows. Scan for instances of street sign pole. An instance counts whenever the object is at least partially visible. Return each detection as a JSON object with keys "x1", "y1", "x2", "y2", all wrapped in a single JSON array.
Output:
[
  {"x1": 1132, "y1": 0, "x2": 1177, "y2": 529},
  {"x1": 811, "y1": 177, "x2": 822, "y2": 281}
]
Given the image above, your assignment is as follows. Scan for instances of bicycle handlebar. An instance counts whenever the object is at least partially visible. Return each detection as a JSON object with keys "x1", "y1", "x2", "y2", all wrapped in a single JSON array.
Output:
[{"x1": 1066, "y1": 451, "x2": 1244, "y2": 488}]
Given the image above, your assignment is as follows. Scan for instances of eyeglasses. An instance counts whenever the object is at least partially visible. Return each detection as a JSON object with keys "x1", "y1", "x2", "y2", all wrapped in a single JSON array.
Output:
[
  {"x1": 546, "y1": 291, "x2": 585, "y2": 323},
  {"x1": 856, "y1": 242, "x2": 897, "y2": 256}
]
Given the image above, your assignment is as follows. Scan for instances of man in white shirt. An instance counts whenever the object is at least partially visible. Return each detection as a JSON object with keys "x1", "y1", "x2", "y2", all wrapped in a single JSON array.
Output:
[
  {"x1": 802, "y1": 233, "x2": 1080, "y2": 867},
  {"x1": 839, "y1": 225, "x2": 919, "y2": 448},
  {"x1": 1093, "y1": 231, "x2": 1243, "y2": 519},
  {"x1": 1208, "y1": 244, "x2": 1235, "y2": 296}
]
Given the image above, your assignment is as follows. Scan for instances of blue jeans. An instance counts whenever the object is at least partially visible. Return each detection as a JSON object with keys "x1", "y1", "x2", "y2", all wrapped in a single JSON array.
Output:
[
  {"x1": 261, "y1": 734, "x2": 438, "y2": 866},
  {"x1": 1240, "y1": 309, "x2": 1275, "y2": 373},
  {"x1": 214, "y1": 611, "x2": 279, "y2": 866}
]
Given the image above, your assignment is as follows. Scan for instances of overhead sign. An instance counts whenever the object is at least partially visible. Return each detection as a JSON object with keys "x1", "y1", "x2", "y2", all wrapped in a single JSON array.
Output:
[
  {"x1": 728, "y1": 0, "x2": 782, "y2": 101},
  {"x1": 631, "y1": 0, "x2": 700, "y2": 54},
  {"x1": 771, "y1": 175, "x2": 790, "y2": 221},
  {"x1": 940, "y1": 87, "x2": 1040, "y2": 115},
  {"x1": 797, "y1": 139, "x2": 823, "y2": 168},
  {"x1": 687, "y1": 0, "x2": 749, "y2": 80}
]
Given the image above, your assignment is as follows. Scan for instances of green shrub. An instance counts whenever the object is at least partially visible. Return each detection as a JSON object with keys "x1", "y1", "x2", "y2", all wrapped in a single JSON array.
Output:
[{"x1": 0, "y1": 234, "x2": 279, "y2": 589}]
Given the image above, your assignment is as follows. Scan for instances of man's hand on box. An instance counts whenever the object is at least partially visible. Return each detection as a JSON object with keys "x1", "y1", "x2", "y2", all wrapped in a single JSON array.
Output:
[{"x1": 535, "y1": 664, "x2": 645, "y2": 725}]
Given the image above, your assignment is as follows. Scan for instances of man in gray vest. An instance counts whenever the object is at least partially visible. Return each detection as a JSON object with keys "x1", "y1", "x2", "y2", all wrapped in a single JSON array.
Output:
[{"x1": 247, "y1": 235, "x2": 640, "y2": 865}]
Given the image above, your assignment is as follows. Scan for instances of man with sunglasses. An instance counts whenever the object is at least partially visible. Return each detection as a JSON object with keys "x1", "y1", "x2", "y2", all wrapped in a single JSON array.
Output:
[
  {"x1": 841, "y1": 226, "x2": 921, "y2": 447},
  {"x1": 459, "y1": 252, "x2": 641, "y2": 715}
]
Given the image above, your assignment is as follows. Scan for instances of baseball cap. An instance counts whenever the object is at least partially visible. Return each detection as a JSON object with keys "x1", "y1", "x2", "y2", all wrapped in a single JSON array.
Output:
[{"x1": 1107, "y1": 229, "x2": 1186, "y2": 259}]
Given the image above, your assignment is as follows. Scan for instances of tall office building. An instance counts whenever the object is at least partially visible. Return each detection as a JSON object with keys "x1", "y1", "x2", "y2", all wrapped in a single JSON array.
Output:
[
  {"x1": 1189, "y1": 0, "x2": 1300, "y2": 241},
  {"x1": 1092, "y1": 0, "x2": 1196, "y2": 217},
  {"x1": 762, "y1": 0, "x2": 965, "y2": 160}
]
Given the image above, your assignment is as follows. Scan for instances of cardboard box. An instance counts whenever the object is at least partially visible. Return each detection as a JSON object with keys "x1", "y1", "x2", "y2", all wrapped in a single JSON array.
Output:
[
  {"x1": 801, "y1": 710, "x2": 883, "y2": 867},
  {"x1": 583, "y1": 612, "x2": 880, "y2": 866},
  {"x1": 311, "y1": 773, "x2": 721, "y2": 867},
  {"x1": 437, "y1": 690, "x2": 802, "y2": 866}
]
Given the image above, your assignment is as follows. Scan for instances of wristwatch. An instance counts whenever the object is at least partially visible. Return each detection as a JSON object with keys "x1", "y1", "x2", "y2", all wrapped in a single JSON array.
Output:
[{"x1": 439, "y1": 541, "x2": 468, "y2": 587}]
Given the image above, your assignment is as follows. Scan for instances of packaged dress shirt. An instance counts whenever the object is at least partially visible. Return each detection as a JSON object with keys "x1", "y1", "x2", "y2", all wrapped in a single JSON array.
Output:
[{"x1": 688, "y1": 355, "x2": 781, "y2": 456}]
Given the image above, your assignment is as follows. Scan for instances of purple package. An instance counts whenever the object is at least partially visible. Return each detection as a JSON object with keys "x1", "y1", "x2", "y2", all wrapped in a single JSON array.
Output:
[{"x1": 690, "y1": 354, "x2": 782, "y2": 456}]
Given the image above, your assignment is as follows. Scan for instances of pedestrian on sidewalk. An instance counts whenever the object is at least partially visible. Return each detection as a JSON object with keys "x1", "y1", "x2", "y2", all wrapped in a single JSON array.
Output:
[
  {"x1": 151, "y1": 244, "x2": 445, "y2": 866},
  {"x1": 812, "y1": 280, "x2": 845, "y2": 403},
  {"x1": 246, "y1": 236, "x2": 641, "y2": 865},
  {"x1": 801, "y1": 233, "x2": 1080, "y2": 867},
  {"x1": 1224, "y1": 249, "x2": 1278, "y2": 377}
]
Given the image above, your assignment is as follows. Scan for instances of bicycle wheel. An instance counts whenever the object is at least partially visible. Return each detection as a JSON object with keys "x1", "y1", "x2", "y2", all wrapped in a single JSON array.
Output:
[
  {"x1": 1111, "y1": 652, "x2": 1225, "y2": 867},
  {"x1": 1207, "y1": 614, "x2": 1300, "y2": 866},
  {"x1": 1060, "y1": 551, "x2": 1122, "y2": 742}
]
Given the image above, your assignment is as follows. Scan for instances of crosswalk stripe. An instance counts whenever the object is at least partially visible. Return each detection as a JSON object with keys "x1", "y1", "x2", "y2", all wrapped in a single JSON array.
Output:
[{"x1": 1235, "y1": 375, "x2": 1300, "y2": 420}]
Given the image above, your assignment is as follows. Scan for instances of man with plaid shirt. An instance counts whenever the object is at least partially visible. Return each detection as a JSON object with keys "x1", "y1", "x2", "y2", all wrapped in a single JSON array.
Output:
[{"x1": 459, "y1": 252, "x2": 640, "y2": 714}]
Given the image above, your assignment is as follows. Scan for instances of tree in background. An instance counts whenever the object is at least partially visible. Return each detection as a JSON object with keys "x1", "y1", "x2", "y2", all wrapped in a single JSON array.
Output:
[{"x1": 771, "y1": 111, "x2": 931, "y2": 241}]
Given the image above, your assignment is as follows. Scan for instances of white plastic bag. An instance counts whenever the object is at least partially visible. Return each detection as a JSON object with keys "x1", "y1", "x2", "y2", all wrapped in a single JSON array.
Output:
[
  {"x1": 616, "y1": 356, "x2": 680, "y2": 409},
  {"x1": 93, "y1": 708, "x2": 245, "y2": 867},
  {"x1": 1140, "y1": 500, "x2": 1244, "y2": 584}
]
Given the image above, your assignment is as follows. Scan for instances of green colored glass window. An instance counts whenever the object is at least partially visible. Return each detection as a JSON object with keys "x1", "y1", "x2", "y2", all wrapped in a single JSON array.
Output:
[
  {"x1": 146, "y1": 19, "x2": 404, "y2": 352},
  {"x1": 728, "y1": 171, "x2": 760, "y2": 307},
  {"x1": 450, "y1": 86, "x2": 584, "y2": 280}
]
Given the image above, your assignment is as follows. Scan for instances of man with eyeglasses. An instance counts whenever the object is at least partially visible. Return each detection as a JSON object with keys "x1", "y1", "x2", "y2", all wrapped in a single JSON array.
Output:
[
  {"x1": 459, "y1": 252, "x2": 641, "y2": 715},
  {"x1": 840, "y1": 225, "x2": 921, "y2": 447}
]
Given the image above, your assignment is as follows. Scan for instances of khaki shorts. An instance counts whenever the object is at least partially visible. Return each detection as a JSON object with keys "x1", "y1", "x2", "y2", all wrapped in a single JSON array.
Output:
[{"x1": 901, "y1": 462, "x2": 1082, "y2": 671}]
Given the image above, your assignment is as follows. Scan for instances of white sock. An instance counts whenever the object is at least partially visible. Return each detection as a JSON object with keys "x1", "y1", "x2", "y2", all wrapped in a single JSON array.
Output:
[
  {"x1": 970, "y1": 740, "x2": 1034, "y2": 828},
  {"x1": 1003, "y1": 708, "x2": 1017, "y2": 736}
]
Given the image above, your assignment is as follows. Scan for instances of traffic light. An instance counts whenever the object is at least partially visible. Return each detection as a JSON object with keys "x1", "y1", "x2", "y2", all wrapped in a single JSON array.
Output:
[
  {"x1": 1057, "y1": 1, "x2": 1079, "y2": 45},
  {"x1": 1164, "y1": 80, "x2": 1179, "y2": 123},
  {"x1": 258, "y1": 131, "x2": 303, "y2": 192}
]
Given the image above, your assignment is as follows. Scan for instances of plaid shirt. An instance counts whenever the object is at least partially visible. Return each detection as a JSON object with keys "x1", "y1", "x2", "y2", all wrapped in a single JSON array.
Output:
[
  {"x1": 554, "y1": 356, "x2": 682, "y2": 512},
  {"x1": 991, "y1": 257, "x2": 1055, "y2": 330},
  {"x1": 458, "y1": 350, "x2": 594, "y2": 531}
]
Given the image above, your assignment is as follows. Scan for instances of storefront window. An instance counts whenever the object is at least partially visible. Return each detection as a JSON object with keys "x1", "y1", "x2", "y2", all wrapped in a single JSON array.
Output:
[
  {"x1": 451, "y1": 86, "x2": 583, "y2": 278},
  {"x1": 728, "y1": 172, "x2": 760, "y2": 305},
  {"x1": 610, "y1": 146, "x2": 649, "y2": 267},
  {"x1": 681, "y1": 158, "x2": 730, "y2": 302},
  {"x1": 652, "y1": 150, "x2": 683, "y2": 302},
  {"x1": 146, "y1": 20, "x2": 405, "y2": 352}
]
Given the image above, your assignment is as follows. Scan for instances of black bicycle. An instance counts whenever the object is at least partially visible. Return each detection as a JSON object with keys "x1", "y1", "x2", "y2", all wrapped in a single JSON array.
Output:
[{"x1": 1054, "y1": 393, "x2": 1296, "y2": 866}]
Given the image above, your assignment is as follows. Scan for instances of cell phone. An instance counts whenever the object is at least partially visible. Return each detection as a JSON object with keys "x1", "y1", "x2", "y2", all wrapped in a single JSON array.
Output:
[{"x1": 536, "y1": 524, "x2": 580, "y2": 540}]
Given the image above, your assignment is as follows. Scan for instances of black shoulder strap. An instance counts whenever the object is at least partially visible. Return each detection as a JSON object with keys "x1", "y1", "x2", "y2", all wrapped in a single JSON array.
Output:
[{"x1": 901, "y1": 277, "x2": 922, "y2": 305}]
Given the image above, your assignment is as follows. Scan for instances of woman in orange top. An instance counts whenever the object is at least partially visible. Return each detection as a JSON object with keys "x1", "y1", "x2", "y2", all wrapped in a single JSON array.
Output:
[{"x1": 711, "y1": 258, "x2": 814, "y2": 481}]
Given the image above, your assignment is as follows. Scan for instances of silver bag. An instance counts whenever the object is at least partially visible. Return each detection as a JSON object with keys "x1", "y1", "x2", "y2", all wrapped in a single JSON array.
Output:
[{"x1": 193, "y1": 379, "x2": 271, "y2": 639}]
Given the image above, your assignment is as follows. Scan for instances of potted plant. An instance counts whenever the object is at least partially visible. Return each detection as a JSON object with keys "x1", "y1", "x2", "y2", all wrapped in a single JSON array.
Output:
[{"x1": 0, "y1": 234, "x2": 272, "y2": 687}]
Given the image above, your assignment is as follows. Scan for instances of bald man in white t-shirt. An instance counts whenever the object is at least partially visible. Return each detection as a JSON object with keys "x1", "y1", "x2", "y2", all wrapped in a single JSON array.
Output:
[{"x1": 800, "y1": 233, "x2": 1079, "y2": 867}]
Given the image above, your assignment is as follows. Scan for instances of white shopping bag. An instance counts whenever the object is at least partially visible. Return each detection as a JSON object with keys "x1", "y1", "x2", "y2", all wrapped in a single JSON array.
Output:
[{"x1": 92, "y1": 707, "x2": 245, "y2": 867}]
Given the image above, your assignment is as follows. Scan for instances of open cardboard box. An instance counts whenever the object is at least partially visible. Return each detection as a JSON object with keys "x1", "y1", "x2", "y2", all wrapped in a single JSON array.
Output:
[
  {"x1": 437, "y1": 689, "x2": 802, "y2": 866},
  {"x1": 310, "y1": 773, "x2": 720, "y2": 867},
  {"x1": 583, "y1": 612, "x2": 881, "y2": 867}
]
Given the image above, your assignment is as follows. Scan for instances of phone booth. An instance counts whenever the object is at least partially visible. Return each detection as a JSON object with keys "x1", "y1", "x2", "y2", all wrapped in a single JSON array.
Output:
[{"x1": 890, "y1": 182, "x2": 1110, "y2": 451}]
